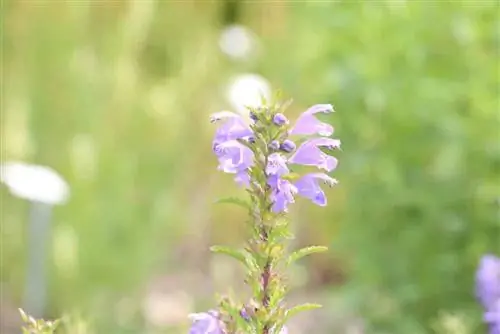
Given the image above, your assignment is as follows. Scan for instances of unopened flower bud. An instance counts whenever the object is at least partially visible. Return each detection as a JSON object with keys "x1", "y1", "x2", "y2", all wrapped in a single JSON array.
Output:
[
  {"x1": 249, "y1": 111, "x2": 258, "y2": 122},
  {"x1": 280, "y1": 140, "x2": 296, "y2": 153},
  {"x1": 273, "y1": 113, "x2": 289, "y2": 126}
]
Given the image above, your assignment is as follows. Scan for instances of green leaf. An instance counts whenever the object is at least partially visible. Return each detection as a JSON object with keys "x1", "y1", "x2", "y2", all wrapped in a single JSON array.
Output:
[
  {"x1": 210, "y1": 245, "x2": 255, "y2": 269},
  {"x1": 286, "y1": 246, "x2": 328, "y2": 266},
  {"x1": 281, "y1": 172, "x2": 301, "y2": 182},
  {"x1": 214, "y1": 197, "x2": 251, "y2": 210},
  {"x1": 284, "y1": 303, "x2": 323, "y2": 322}
]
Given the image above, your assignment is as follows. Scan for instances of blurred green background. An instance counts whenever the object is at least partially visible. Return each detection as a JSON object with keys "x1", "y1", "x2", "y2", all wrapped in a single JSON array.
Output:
[{"x1": 1, "y1": 1, "x2": 499, "y2": 333}]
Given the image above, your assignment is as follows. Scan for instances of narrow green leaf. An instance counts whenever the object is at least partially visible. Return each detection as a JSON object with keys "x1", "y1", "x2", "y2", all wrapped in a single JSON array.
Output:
[
  {"x1": 286, "y1": 246, "x2": 328, "y2": 266},
  {"x1": 214, "y1": 197, "x2": 251, "y2": 210},
  {"x1": 281, "y1": 172, "x2": 301, "y2": 182},
  {"x1": 210, "y1": 245, "x2": 254, "y2": 269},
  {"x1": 284, "y1": 303, "x2": 322, "y2": 322}
]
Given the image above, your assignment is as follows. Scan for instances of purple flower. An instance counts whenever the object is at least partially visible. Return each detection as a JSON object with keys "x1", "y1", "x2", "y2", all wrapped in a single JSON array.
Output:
[
  {"x1": 289, "y1": 138, "x2": 340, "y2": 172},
  {"x1": 289, "y1": 104, "x2": 334, "y2": 136},
  {"x1": 266, "y1": 153, "x2": 289, "y2": 177},
  {"x1": 280, "y1": 140, "x2": 296, "y2": 153},
  {"x1": 273, "y1": 113, "x2": 289, "y2": 126},
  {"x1": 476, "y1": 255, "x2": 500, "y2": 309},
  {"x1": 214, "y1": 140, "x2": 253, "y2": 174},
  {"x1": 294, "y1": 173, "x2": 338, "y2": 206},
  {"x1": 211, "y1": 111, "x2": 253, "y2": 144},
  {"x1": 188, "y1": 310, "x2": 224, "y2": 334},
  {"x1": 270, "y1": 178, "x2": 298, "y2": 213},
  {"x1": 211, "y1": 112, "x2": 255, "y2": 184},
  {"x1": 476, "y1": 254, "x2": 500, "y2": 332}
]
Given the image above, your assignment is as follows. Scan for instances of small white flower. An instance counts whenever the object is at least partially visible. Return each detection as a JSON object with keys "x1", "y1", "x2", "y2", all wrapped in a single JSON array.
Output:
[{"x1": 0, "y1": 162, "x2": 70, "y2": 205}]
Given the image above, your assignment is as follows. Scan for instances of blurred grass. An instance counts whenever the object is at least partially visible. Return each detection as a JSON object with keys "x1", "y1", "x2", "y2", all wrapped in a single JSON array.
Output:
[{"x1": 1, "y1": 1, "x2": 499, "y2": 333}]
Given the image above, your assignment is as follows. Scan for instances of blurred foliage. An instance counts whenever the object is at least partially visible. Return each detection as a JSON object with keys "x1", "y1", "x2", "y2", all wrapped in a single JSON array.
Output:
[{"x1": 1, "y1": 1, "x2": 499, "y2": 334}]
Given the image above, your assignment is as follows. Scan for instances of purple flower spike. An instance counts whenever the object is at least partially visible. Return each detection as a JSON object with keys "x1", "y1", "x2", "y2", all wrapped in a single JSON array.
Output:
[
  {"x1": 273, "y1": 113, "x2": 289, "y2": 126},
  {"x1": 188, "y1": 310, "x2": 224, "y2": 334},
  {"x1": 295, "y1": 173, "x2": 338, "y2": 206},
  {"x1": 289, "y1": 138, "x2": 339, "y2": 172},
  {"x1": 290, "y1": 104, "x2": 334, "y2": 136},
  {"x1": 280, "y1": 139, "x2": 296, "y2": 153},
  {"x1": 269, "y1": 140, "x2": 280, "y2": 151}
]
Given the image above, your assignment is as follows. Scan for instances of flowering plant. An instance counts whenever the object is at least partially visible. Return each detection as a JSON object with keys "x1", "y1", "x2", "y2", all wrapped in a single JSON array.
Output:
[
  {"x1": 476, "y1": 254, "x2": 500, "y2": 334},
  {"x1": 189, "y1": 97, "x2": 340, "y2": 333}
]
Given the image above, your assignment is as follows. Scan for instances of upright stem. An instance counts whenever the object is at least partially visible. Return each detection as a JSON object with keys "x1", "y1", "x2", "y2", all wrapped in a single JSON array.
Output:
[
  {"x1": 24, "y1": 201, "x2": 52, "y2": 318},
  {"x1": 261, "y1": 225, "x2": 271, "y2": 334}
]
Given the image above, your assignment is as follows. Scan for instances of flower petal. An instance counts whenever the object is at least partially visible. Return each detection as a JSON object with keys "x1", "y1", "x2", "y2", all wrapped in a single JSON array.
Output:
[
  {"x1": 476, "y1": 254, "x2": 500, "y2": 310},
  {"x1": 270, "y1": 178, "x2": 297, "y2": 213},
  {"x1": 188, "y1": 310, "x2": 224, "y2": 334},
  {"x1": 213, "y1": 113, "x2": 253, "y2": 145},
  {"x1": 266, "y1": 153, "x2": 289, "y2": 176},
  {"x1": 209, "y1": 111, "x2": 241, "y2": 123},
  {"x1": 295, "y1": 173, "x2": 337, "y2": 206},
  {"x1": 289, "y1": 138, "x2": 339, "y2": 172},
  {"x1": 290, "y1": 104, "x2": 335, "y2": 136},
  {"x1": 215, "y1": 140, "x2": 254, "y2": 173}
]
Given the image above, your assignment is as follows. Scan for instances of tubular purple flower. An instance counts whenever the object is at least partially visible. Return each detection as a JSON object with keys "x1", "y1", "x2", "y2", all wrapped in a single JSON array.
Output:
[
  {"x1": 289, "y1": 138, "x2": 340, "y2": 172},
  {"x1": 188, "y1": 310, "x2": 224, "y2": 334},
  {"x1": 294, "y1": 173, "x2": 338, "y2": 206},
  {"x1": 484, "y1": 306, "x2": 500, "y2": 334},
  {"x1": 280, "y1": 139, "x2": 296, "y2": 153},
  {"x1": 289, "y1": 104, "x2": 334, "y2": 136},
  {"x1": 215, "y1": 140, "x2": 254, "y2": 174},
  {"x1": 266, "y1": 153, "x2": 289, "y2": 177},
  {"x1": 270, "y1": 178, "x2": 298, "y2": 213},
  {"x1": 211, "y1": 111, "x2": 253, "y2": 144},
  {"x1": 273, "y1": 113, "x2": 289, "y2": 126},
  {"x1": 476, "y1": 254, "x2": 500, "y2": 334},
  {"x1": 476, "y1": 254, "x2": 500, "y2": 310}
]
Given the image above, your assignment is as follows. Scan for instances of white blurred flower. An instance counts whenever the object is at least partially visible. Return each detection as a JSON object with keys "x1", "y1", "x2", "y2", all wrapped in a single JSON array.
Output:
[
  {"x1": 142, "y1": 290, "x2": 192, "y2": 327},
  {"x1": 227, "y1": 73, "x2": 271, "y2": 115},
  {"x1": 219, "y1": 25, "x2": 257, "y2": 60},
  {"x1": 0, "y1": 162, "x2": 69, "y2": 205}
]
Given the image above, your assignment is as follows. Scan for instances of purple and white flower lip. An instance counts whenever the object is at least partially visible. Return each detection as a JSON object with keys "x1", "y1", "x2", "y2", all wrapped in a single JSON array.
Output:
[
  {"x1": 475, "y1": 254, "x2": 500, "y2": 333},
  {"x1": 210, "y1": 103, "x2": 340, "y2": 212},
  {"x1": 289, "y1": 104, "x2": 335, "y2": 136}
]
